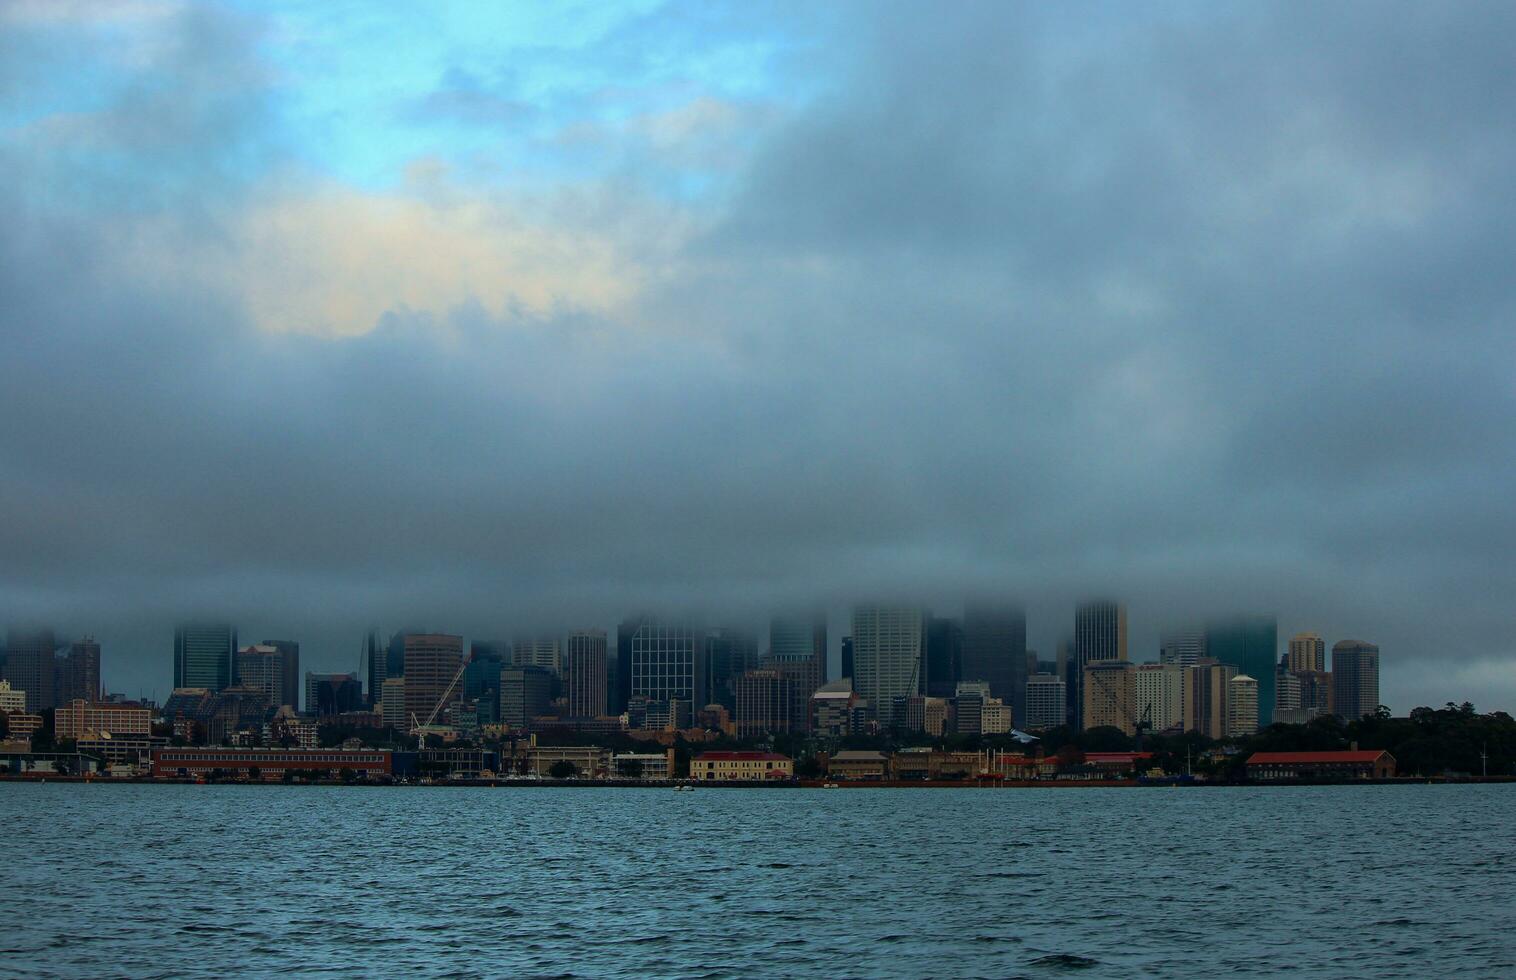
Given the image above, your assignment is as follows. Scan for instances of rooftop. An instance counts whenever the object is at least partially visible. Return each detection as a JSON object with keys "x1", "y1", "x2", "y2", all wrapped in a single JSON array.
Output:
[{"x1": 1247, "y1": 750, "x2": 1391, "y2": 764}]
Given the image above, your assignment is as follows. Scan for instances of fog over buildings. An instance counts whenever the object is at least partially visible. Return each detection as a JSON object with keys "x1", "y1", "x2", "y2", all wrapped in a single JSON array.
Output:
[{"x1": 2, "y1": 2, "x2": 1515, "y2": 711}]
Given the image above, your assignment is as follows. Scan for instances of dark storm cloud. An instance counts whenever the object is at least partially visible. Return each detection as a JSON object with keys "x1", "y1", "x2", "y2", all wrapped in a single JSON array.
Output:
[{"x1": 2, "y1": 2, "x2": 1514, "y2": 707}]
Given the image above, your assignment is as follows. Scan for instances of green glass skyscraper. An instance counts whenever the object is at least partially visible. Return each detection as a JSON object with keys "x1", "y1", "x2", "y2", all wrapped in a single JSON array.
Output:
[
  {"x1": 1205, "y1": 616, "x2": 1277, "y2": 727},
  {"x1": 173, "y1": 625, "x2": 237, "y2": 692}
]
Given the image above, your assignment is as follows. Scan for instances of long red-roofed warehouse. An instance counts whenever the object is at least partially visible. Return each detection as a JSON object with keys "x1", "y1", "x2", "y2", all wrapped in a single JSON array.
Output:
[{"x1": 1246, "y1": 750, "x2": 1396, "y2": 781}]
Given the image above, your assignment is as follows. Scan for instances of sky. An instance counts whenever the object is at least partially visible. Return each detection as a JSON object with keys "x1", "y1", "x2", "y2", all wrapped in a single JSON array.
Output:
[{"x1": 2, "y1": 1, "x2": 1514, "y2": 711}]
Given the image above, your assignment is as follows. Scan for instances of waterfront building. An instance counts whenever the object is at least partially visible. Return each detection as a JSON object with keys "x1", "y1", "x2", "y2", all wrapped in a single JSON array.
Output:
[
  {"x1": 734, "y1": 668, "x2": 793, "y2": 736},
  {"x1": 380, "y1": 678, "x2": 406, "y2": 729},
  {"x1": 1158, "y1": 627, "x2": 1206, "y2": 668},
  {"x1": 1082, "y1": 660, "x2": 1136, "y2": 735},
  {"x1": 1228, "y1": 674, "x2": 1259, "y2": 737},
  {"x1": 151, "y1": 747, "x2": 392, "y2": 780},
  {"x1": 630, "y1": 619, "x2": 698, "y2": 705},
  {"x1": 305, "y1": 673, "x2": 364, "y2": 717},
  {"x1": 403, "y1": 634, "x2": 464, "y2": 730},
  {"x1": 826, "y1": 750, "x2": 889, "y2": 780},
  {"x1": 1023, "y1": 673, "x2": 1067, "y2": 730},
  {"x1": 962, "y1": 603, "x2": 1027, "y2": 719},
  {"x1": 611, "y1": 749, "x2": 675, "y2": 780},
  {"x1": 499, "y1": 665, "x2": 554, "y2": 729},
  {"x1": 689, "y1": 751, "x2": 793, "y2": 781},
  {"x1": 1331, "y1": 640, "x2": 1381, "y2": 721},
  {"x1": 564, "y1": 629, "x2": 608, "y2": 720},
  {"x1": 1134, "y1": 663, "x2": 1184, "y2": 733},
  {"x1": 1073, "y1": 601, "x2": 1127, "y2": 729},
  {"x1": 1287, "y1": 633, "x2": 1326, "y2": 673},
  {"x1": 57, "y1": 638, "x2": 101, "y2": 705},
  {"x1": 53, "y1": 699, "x2": 151, "y2": 740},
  {"x1": 851, "y1": 605, "x2": 924, "y2": 728},
  {"x1": 76, "y1": 731, "x2": 160, "y2": 768},
  {"x1": 1183, "y1": 659, "x2": 1237, "y2": 739},
  {"x1": 2, "y1": 630, "x2": 56, "y2": 712},
  {"x1": 174, "y1": 625, "x2": 237, "y2": 694},
  {"x1": 1246, "y1": 749, "x2": 1395, "y2": 780},
  {"x1": 1205, "y1": 616, "x2": 1278, "y2": 727}
]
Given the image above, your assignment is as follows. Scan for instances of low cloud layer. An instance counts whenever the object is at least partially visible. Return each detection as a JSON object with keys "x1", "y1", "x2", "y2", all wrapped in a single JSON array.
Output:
[{"x1": 3, "y1": 2, "x2": 1514, "y2": 710}]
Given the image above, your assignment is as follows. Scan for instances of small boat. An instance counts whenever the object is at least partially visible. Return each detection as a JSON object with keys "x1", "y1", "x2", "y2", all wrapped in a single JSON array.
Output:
[
  {"x1": 674, "y1": 783, "x2": 695, "y2": 791},
  {"x1": 822, "y1": 782, "x2": 840, "y2": 789}
]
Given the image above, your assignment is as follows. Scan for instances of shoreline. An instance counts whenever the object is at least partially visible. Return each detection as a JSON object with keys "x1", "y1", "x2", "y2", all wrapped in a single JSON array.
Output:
[{"x1": 4, "y1": 774, "x2": 1512, "y2": 788}]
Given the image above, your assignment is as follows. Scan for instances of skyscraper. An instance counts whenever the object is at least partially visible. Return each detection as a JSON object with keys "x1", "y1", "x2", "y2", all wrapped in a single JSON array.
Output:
[
  {"x1": 840, "y1": 636, "x2": 854, "y2": 681},
  {"x1": 1228, "y1": 675, "x2": 1259, "y2": 737},
  {"x1": 734, "y1": 668, "x2": 793, "y2": 737},
  {"x1": 630, "y1": 619, "x2": 698, "y2": 704},
  {"x1": 923, "y1": 617, "x2": 963, "y2": 698},
  {"x1": 2, "y1": 630, "x2": 56, "y2": 712},
  {"x1": 1331, "y1": 640, "x2": 1381, "y2": 721},
  {"x1": 364, "y1": 629, "x2": 386, "y2": 708},
  {"x1": 1184, "y1": 659, "x2": 1236, "y2": 739},
  {"x1": 1134, "y1": 662, "x2": 1184, "y2": 733},
  {"x1": 305, "y1": 672, "x2": 363, "y2": 716},
  {"x1": 851, "y1": 605, "x2": 923, "y2": 728},
  {"x1": 499, "y1": 665, "x2": 553, "y2": 729},
  {"x1": 1205, "y1": 616, "x2": 1277, "y2": 727},
  {"x1": 261, "y1": 639, "x2": 300, "y2": 711},
  {"x1": 403, "y1": 633, "x2": 464, "y2": 730},
  {"x1": 962, "y1": 603, "x2": 1027, "y2": 719},
  {"x1": 702, "y1": 627, "x2": 758, "y2": 708},
  {"x1": 564, "y1": 629, "x2": 608, "y2": 719},
  {"x1": 1287, "y1": 632, "x2": 1326, "y2": 673},
  {"x1": 57, "y1": 637, "x2": 101, "y2": 705},
  {"x1": 1024, "y1": 673, "x2": 1067, "y2": 731},
  {"x1": 174, "y1": 625, "x2": 237, "y2": 694},
  {"x1": 1072, "y1": 602, "x2": 1127, "y2": 729},
  {"x1": 1082, "y1": 660, "x2": 1136, "y2": 735},
  {"x1": 766, "y1": 615, "x2": 825, "y2": 731},
  {"x1": 512, "y1": 637, "x2": 562, "y2": 674},
  {"x1": 1159, "y1": 627, "x2": 1206, "y2": 668},
  {"x1": 236, "y1": 645, "x2": 293, "y2": 709},
  {"x1": 464, "y1": 642, "x2": 508, "y2": 724}
]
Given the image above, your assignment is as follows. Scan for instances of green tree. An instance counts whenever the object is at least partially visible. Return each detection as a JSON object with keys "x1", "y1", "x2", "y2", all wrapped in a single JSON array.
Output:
[
  {"x1": 548, "y1": 760, "x2": 579, "y2": 780},
  {"x1": 616, "y1": 758, "x2": 645, "y2": 779}
]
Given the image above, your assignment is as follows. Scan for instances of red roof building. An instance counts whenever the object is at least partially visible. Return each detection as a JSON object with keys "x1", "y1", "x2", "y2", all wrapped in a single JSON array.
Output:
[{"x1": 1246, "y1": 749, "x2": 1395, "y2": 780}]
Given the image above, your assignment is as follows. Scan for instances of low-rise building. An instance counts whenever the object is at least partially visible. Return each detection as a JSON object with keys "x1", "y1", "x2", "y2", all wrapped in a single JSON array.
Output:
[
  {"x1": 76, "y1": 731, "x2": 164, "y2": 767},
  {"x1": 826, "y1": 750, "x2": 888, "y2": 780},
  {"x1": 54, "y1": 699, "x2": 153, "y2": 741},
  {"x1": 689, "y1": 751, "x2": 793, "y2": 781},
  {"x1": 1246, "y1": 749, "x2": 1396, "y2": 780},
  {"x1": 611, "y1": 750, "x2": 675, "y2": 780},
  {"x1": 0, "y1": 680, "x2": 26, "y2": 714},
  {"x1": 526, "y1": 744, "x2": 610, "y2": 779},
  {"x1": 4, "y1": 714, "x2": 43, "y2": 740},
  {"x1": 150, "y1": 747, "x2": 393, "y2": 780}
]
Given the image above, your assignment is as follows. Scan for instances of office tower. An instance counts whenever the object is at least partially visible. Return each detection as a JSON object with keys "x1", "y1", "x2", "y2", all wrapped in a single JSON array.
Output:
[
  {"x1": 1287, "y1": 633, "x2": 1326, "y2": 673},
  {"x1": 1134, "y1": 662, "x2": 1184, "y2": 733},
  {"x1": 962, "y1": 602, "x2": 1027, "y2": 719},
  {"x1": 236, "y1": 645, "x2": 289, "y2": 709},
  {"x1": 1296, "y1": 669, "x2": 1332, "y2": 713},
  {"x1": 173, "y1": 625, "x2": 237, "y2": 694},
  {"x1": 564, "y1": 629, "x2": 608, "y2": 719},
  {"x1": 3, "y1": 630, "x2": 57, "y2": 712},
  {"x1": 57, "y1": 637, "x2": 101, "y2": 705},
  {"x1": 703, "y1": 627, "x2": 758, "y2": 709},
  {"x1": 923, "y1": 616, "x2": 963, "y2": 698},
  {"x1": 380, "y1": 678, "x2": 406, "y2": 729},
  {"x1": 1331, "y1": 640, "x2": 1381, "y2": 721},
  {"x1": 305, "y1": 673, "x2": 363, "y2": 716},
  {"x1": 364, "y1": 629, "x2": 385, "y2": 707},
  {"x1": 1024, "y1": 673, "x2": 1067, "y2": 730},
  {"x1": 734, "y1": 668, "x2": 793, "y2": 737},
  {"x1": 851, "y1": 605, "x2": 924, "y2": 728},
  {"x1": 1159, "y1": 627, "x2": 1206, "y2": 668},
  {"x1": 260, "y1": 640, "x2": 300, "y2": 711},
  {"x1": 1228, "y1": 675, "x2": 1259, "y2": 737},
  {"x1": 464, "y1": 643, "x2": 507, "y2": 725},
  {"x1": 1274, "y1": 665, "x2": 1302, "y2": 713},
  {"x1": 840, "y1": 636, "x2": 853, "y2": 681},
  {"x1": 1205, "y1": 616, "x2": 1278, "y2": 727},
  {"x1": 630, "y1": 620, "x2": 698, "y2": 705},
  {"x1": 499, "y1": 665, "x2": 553, "y2": 729},
  {"x1": 385, "y1": 630, "x2": 412, "y2": 688},
  {"x1": 512, "y1": 637, "x2": 562, "y2": 674},
  {"x1": 1082, "y1": 660, "x2": 1136, "y2": 735},
  {"x1": 1072, "y1": 602, "x2": 1126, "y2": 729},
  {"x1": 954, "y1": 680, "x2": 991, "y2": 736},
  {"x1": 613, "y1": 616, "x2": 644, "y2": 714},
  {"x1": 403, "y1": 633, "x2": 464, "y2": 730},
  {"x1": 766, "y1": 616, "x2": 824, "y2": 730},
  {"x1": 1183, "y1": 659, "x2": 1237, "y2": 739}
]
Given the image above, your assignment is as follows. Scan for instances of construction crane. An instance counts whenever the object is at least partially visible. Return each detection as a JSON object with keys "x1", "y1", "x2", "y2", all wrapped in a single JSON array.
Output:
[{"x1": 409, "y1": 654, "x2": 471, "y2": 750}]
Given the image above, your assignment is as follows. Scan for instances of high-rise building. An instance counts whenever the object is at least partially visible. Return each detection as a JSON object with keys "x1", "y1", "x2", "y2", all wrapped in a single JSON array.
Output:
[
  {"x1": 1274, "y1": 665, "x2": 1302, "y2": 713},
  {"x1": 1228, "y1": 675, "x2": 1259, "y2": 737},
  {"x1": 954, "y1": 680, "x2": 991, "y2": 736},
  {"x1": 403, "y1": 633, "x2": 464, "y2": 731},
  {"x1": 1287, "y1": 633, "x2": 1326, "y2": 673},
  {"x1": 380, "y1": 678, "x2": 406, "y2": 729},
  {"x1": 259, "y1": 640, "x2": 300, "y2": 711},
  {"x1": 174, "y1": 625, "x2": 237, "y2": 694},
  {"x1": 364, "y1": 629, "x2": 386, "y2": 708},
  {"x1": 1159, "y1": 627, "x2": 1206, "y2": 668},
  {"x1": 1296, "y1": 669, "x2": 1333, "y2": 714},
  {"x1": 564, "y1": 629, "x2": 608, "y2": 719},
  {"x1": 703, "y1": 627, "x2": 758, "y2": 709},
  {"x1": 630, "y1": 620, "x2": 698, "y2": 705},
  {"x1": 851, "y1": 605, "x2": 923, "y2": 728},
  {"x1": 236, "y1": 645, "x2": 293, "y2": 709},
  {"x1": 923, "y1": 616, "x2": 963, "y2": 698},
  {"x1": 512, "y1": 637, "x2": 562, "y2": 674},
  {"x1": 57, "y1": 637, "x2": 101, "y2": 705},
  {"x1": 464, "y1": 642, "x2": 508, "y2": 725},
  {"x1": 734, "y1": 668, "x2": 793, "y2": 737},
  {"x1": 1331, "y1": 640, "x2": 1381, "y2": 722},
  {"x1": 499, "y1": 665, "x2": 554, "y2": 729},
  {"x1": 1082, "y1": 660, "x2": 1136, "y2": 735},
  {"x1": 1073, "y1": 602, "x2": 1127, "y2": 729},
  {"x1": 1024, "y1": 673, "x2": 1067, "y2": 731},
  {"x1": 305, "y1": 672, "x2": 363, "y2": 716},
  {"x1": 613, "y1": 616, "x2": 646, "y2": 714},
  {"x1": 1184, "y1": 659, "x2": 1237, "y2": 739},
  {"x1": 1134, "y1": 662, "x2": 1184, "y2": 733},
  {"x1": 3, "y1": 630, "x2": 57, "y2": 712},
  {"x1": 1205, "y1": 616, "x2": 1277, "y2": 727},
  {"x1": 766, "y1": 615, "x2": 825, "y2": 731},
  {"x1": 962, "y1": 603, "x2": 1027, "y2": 719},
  {"x1": 840, "y1": 636, "x2": 853, "y2": 681}
]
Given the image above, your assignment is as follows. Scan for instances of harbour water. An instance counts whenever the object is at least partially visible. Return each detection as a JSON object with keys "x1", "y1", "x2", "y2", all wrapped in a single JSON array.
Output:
[{"x1": 3, "y1": 783, "x2": 1513, "y2": 978}]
